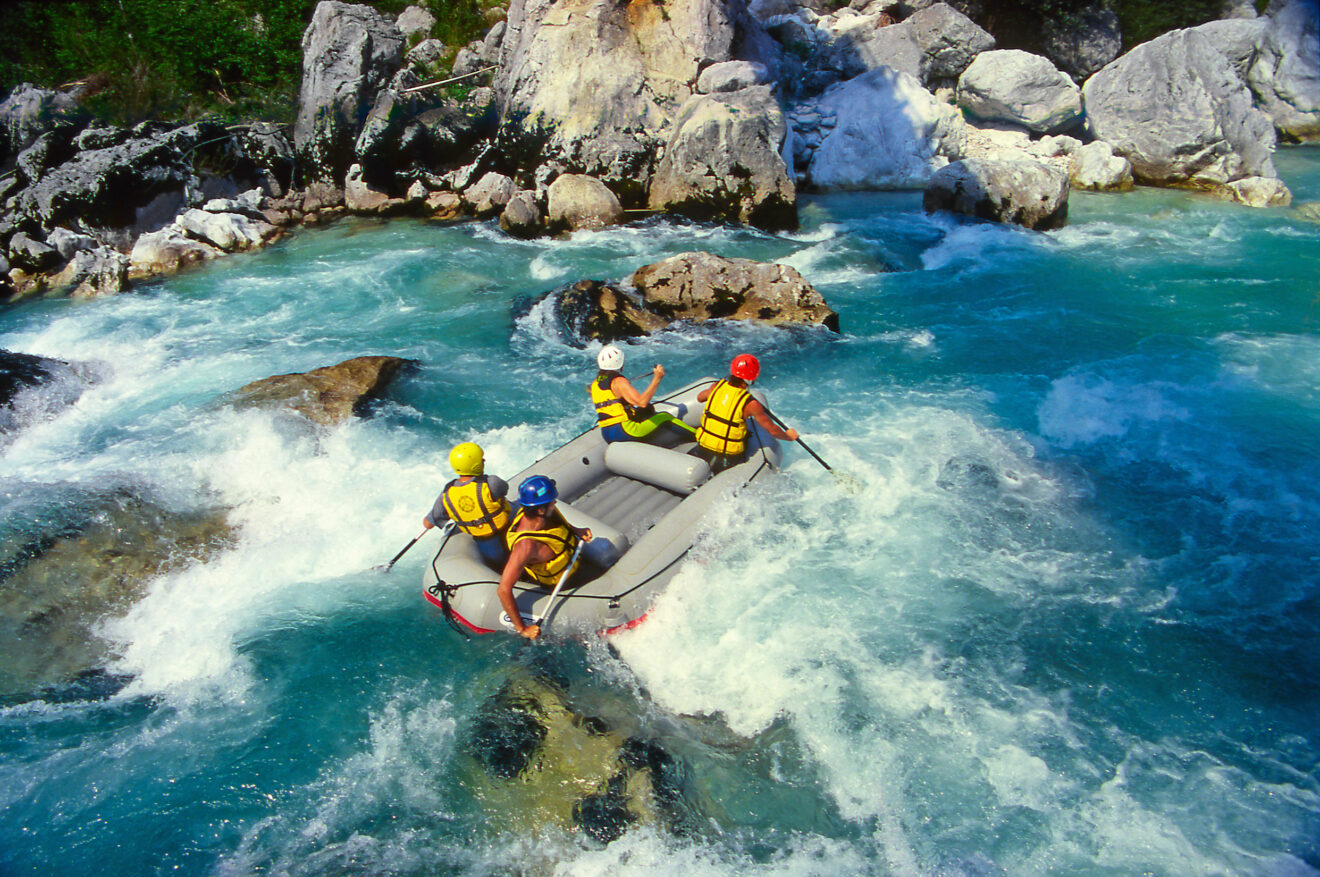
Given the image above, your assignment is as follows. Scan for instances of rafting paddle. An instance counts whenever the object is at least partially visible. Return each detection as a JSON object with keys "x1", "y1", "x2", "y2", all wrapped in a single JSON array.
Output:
[
  {"x1": 764, "y1": 410, "x2": 862, "y2": 492},
  {"x1": 376, "y1": 521, "x2": 453, "y2": 572},
  {"x1": 533, "y1": 539, "x2": 587, "y2": 632}
]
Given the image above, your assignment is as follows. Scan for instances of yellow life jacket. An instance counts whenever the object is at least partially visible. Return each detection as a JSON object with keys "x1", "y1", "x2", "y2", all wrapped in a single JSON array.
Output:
[
  {"x1": 589, "y1": 373, "x2": 629, "y2": 428},
  {"x1": 505, "y1": 508, "x2": 580, "y2": 586},
  {"x1": 442, "y1": 476, "x2": 512, "y2": 539},
  {"x1": 696, "y1": 379, "x2": 753, "y2": 455}
]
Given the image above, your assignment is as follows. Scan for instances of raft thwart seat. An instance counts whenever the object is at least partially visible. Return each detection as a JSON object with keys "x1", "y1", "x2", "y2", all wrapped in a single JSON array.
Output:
[{"x1": 604, "y1": 442, "x2": 712, "y2": 495}]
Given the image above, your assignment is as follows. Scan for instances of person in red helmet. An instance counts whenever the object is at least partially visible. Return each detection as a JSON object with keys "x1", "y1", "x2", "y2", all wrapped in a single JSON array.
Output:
[{"x1": 694, "y1": 354, "x2": 798, "y2": 473}]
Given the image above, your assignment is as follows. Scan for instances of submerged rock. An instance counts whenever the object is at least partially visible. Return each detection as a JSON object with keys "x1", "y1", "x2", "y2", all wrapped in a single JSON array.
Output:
[
  {"x1": 0, "y1": 350, "x2": 95, "y2": 442},
  {"x1": 0, "y1": 490, "x2": 235, "y2": 696},
  {"x1": 227, "y1": 355, "x2": 417, "y2": 425},
  {"x1": 458, "y1": 668, "x2": 688, "y2": 843}
]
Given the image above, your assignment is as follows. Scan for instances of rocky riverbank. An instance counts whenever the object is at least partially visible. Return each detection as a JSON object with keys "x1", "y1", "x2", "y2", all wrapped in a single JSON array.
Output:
[{"x1": 1, "y1": 0, "x2": 1317, "y2": 301}]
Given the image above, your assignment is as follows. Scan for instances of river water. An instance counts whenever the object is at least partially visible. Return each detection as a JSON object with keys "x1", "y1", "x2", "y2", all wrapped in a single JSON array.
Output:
[{"x1": 2, "y1": 149, "x2": 1318, "y2": 876}]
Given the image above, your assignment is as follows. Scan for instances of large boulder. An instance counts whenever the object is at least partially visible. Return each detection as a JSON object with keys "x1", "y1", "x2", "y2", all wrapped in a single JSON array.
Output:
[
  {"x1": 1083, "y1": 28, "x2": 1284, "y2": 193},
  {"x1": 631, "y1": 251, "x2": 839, "y2": 330},
  {"x1": 128, "y1": 227, "x2": 224, "y2": 280},
  {"x1": 0, "y1": 82, "x2": 87, "y2": 166},
  {"x1": 802, "y1": 67, "x2": 964, "y2": 190},
  {"x1": 1246, "y1": 0, "x2": 1320, "y2": 140},
  {"x1": 924, "y1": 158, "x2": 1070, "y2": 229},
  {"x1": 647, "y1": 86, "x2": 796, "y2": 229},
  {"x1": 957, "y1": 50, "x2": 1083, "y2": 134},
  {"x1": 294, "y1": 1, "x2": 405, "y2": 183},
  {"x1": 227, "y1": 355, "x2": 416, "y2": 426},
  {"x1": 11, "y1": 123, "x2": 215, "y2": 241},
  {"x1": 493, "y1": 0, "x2": 778, "y2": 205},
  {"x1": 820, "y1": 2, "x2": 993, "y2": 86},
  {"x1": 549, "y1": 279, "x2": 670, "y2": 341},
  {"x1": 546, "y1": 174, "x2": 624, "y2": 232},
  {"x1": 1191, "y1": 17, "x2": 1268, "y2": 76}
]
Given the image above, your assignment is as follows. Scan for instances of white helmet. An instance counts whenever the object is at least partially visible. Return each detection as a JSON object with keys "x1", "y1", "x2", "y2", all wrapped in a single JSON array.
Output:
[{"x1": 597, "y1": 344, "x2": 625, "y2": 371}]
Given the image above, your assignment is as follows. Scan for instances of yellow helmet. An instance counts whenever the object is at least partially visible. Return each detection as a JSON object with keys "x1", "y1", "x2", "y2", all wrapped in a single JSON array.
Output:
[{"x1": 448, "y1": 442, "x2": 484, "y2": 476}]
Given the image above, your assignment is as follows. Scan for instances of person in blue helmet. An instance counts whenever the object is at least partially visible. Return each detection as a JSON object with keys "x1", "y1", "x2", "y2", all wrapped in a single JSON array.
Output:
[{"x1": 497, "y1": 475, "x2": 594, "y2": 639}]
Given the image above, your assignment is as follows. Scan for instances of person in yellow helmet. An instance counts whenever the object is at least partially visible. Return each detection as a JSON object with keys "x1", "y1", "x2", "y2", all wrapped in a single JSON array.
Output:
[
  {"x1": 590, "y1": 344, "x2": 696, "y2": 444},
  {"x1": 694, "y1": 354, "x2": 798, "y2": 474},
  {"x1": 424, "y1": 442, "x2": 515, "y2": 570}
]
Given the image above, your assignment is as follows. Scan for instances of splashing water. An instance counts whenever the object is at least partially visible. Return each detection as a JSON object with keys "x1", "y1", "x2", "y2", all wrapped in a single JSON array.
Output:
[{"x1": 2, "y1": 149, "x2": 1319, "y2": 876}]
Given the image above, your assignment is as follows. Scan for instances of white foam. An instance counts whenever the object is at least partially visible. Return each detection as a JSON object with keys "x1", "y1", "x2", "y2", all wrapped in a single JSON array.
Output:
[{"x1": 1038, "y1": 373, "x2": 1190, "y2": 448}]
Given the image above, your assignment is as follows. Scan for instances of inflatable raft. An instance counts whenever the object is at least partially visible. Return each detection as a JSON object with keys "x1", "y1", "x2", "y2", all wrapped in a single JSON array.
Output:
[{"x1": 423, "y1": 378, "x2": 783, "y2": 636}]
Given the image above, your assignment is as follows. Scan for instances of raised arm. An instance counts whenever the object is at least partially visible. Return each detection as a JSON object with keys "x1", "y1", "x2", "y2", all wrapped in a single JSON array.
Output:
[{"x1": 612, "y1": 364, "x2": 665, "y2": 408}]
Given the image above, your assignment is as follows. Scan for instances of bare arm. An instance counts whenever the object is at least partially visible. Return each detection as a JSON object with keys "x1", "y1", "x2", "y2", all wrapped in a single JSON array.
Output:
[
  {"x1": 497, "y1": 540, "x2": 540, "y2": 638},
  {"x1": 745, "y1": 399, "x2": 798, "y2": 442},
  {"x1": 612, "y1": 365, "x2": 664, "y2": 408}
]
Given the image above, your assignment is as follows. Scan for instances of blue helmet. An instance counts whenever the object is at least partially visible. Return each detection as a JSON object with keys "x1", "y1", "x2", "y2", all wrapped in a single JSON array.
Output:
[{"x1": 518, "y1": 475, "x2": 558, "y2": 508}]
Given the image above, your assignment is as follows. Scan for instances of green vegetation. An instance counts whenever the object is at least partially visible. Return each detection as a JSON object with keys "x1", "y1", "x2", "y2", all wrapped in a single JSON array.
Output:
[{"x1": 0, "y1": 0, "x2": 492, "y2": 125}]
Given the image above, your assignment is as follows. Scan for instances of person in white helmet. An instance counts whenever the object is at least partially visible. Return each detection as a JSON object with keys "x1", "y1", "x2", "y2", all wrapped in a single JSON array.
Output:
[{"x1": 588, "y1": 344, "x2": 697, "y2": 444}]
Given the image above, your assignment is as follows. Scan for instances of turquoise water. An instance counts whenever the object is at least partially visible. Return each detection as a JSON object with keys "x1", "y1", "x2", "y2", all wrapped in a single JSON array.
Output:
[{"x1": 2, "y1": 148, "x2": 1318, "y2": 875}]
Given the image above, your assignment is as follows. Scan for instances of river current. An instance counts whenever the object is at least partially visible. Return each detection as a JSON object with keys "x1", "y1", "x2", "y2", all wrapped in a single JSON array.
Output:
[{"x1": 2, "y1": 148, "x2": 1318, "y2": 876}]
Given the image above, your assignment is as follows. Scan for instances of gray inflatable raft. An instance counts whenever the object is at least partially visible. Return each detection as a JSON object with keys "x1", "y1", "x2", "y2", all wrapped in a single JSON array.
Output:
[{"x1": 422, "y1": 378, "x2": 783, "y2": 636}]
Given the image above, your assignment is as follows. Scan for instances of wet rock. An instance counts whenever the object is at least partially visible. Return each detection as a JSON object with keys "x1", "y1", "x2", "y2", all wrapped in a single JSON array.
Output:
[
  {"x1": 48, "y1": 245, "x2": 130, "y2": 298},
  {"x1": 499, "y1": 189, "x2": 546, "y2": 238},
  {"x1": 550, "y1": 279, "x2": 669, "y2": 342},
  {"x1": 924, "y1": 158, "x2": 1070, "y2": 229},
  {"x1": 128, "y1": 226, "x2": 224, "y2": 280},
  {"x1": 227, "y1": 355, "x2": 417, "y2": 426},
  {"x1": 1296, "y1": 201, "x2": 1320, "y2": 222},
  {"x1": 546, "y1": 174, "x2": 624, "y2": 233},
  {"x1": 0, "y1": 350, "x2": 90, "y2": 439},
  {"x1": 573, "y1": 773, "x2": 636, "y2": 844},
  {"x1": 458, "y1": 669, "x2": 686, "y2": 842},
  {"x1": 468, "y1": 683, "x2": 549, "y2": 778},
  {"x1": 632, "y1": 251, "x2": 840, "y2": 330},
  {"x1": 0, "y1": 490, "x2": 235, "y2": 695},
  {"x1": 1221, "y1": 174, "x2": 1292, "y2": 206}
]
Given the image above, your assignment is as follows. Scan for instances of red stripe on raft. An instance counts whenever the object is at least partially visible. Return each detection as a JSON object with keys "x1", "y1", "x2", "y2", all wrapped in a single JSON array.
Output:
[
  {"x1": 601, "y1": 611, "x2": 650, "y2": 636},
  {"x1": 423, "y1": 589, "x2": 495, "y2": 634}
]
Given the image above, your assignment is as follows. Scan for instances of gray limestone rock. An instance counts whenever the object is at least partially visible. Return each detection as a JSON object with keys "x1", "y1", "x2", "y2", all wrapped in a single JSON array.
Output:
[
  {"x1": 924, "y1": 158, "x2": 1070, "y2": 229},
  {"x1": 1084, "y1": 28, "x2": 1283, "y2": 190},
  {"x1": 957, "y1": 50, "x2": 1082, "y2": 134},
  {"x1": 294, "y1": 1, "x2": 405, "y2": 183},
  {"x1": 647, "y1": 86, "x2": 796, "y2": 229}
]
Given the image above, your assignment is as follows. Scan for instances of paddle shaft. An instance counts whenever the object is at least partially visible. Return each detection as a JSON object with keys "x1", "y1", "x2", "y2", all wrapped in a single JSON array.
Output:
[
  {"x1": 764, "y1": 409, "x2": 834, "y2": 472},
  {"x1": 382, "y1": 522, "x2": 451, "y2": 572},
  {"x1": 535, "y1": 539, "x2": 587, "y2": 627}
]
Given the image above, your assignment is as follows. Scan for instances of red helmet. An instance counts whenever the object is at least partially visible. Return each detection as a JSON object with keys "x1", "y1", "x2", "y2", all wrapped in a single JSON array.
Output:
[{"x1": 730, "y1": 354, "x2": 760, "y2": 381}]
